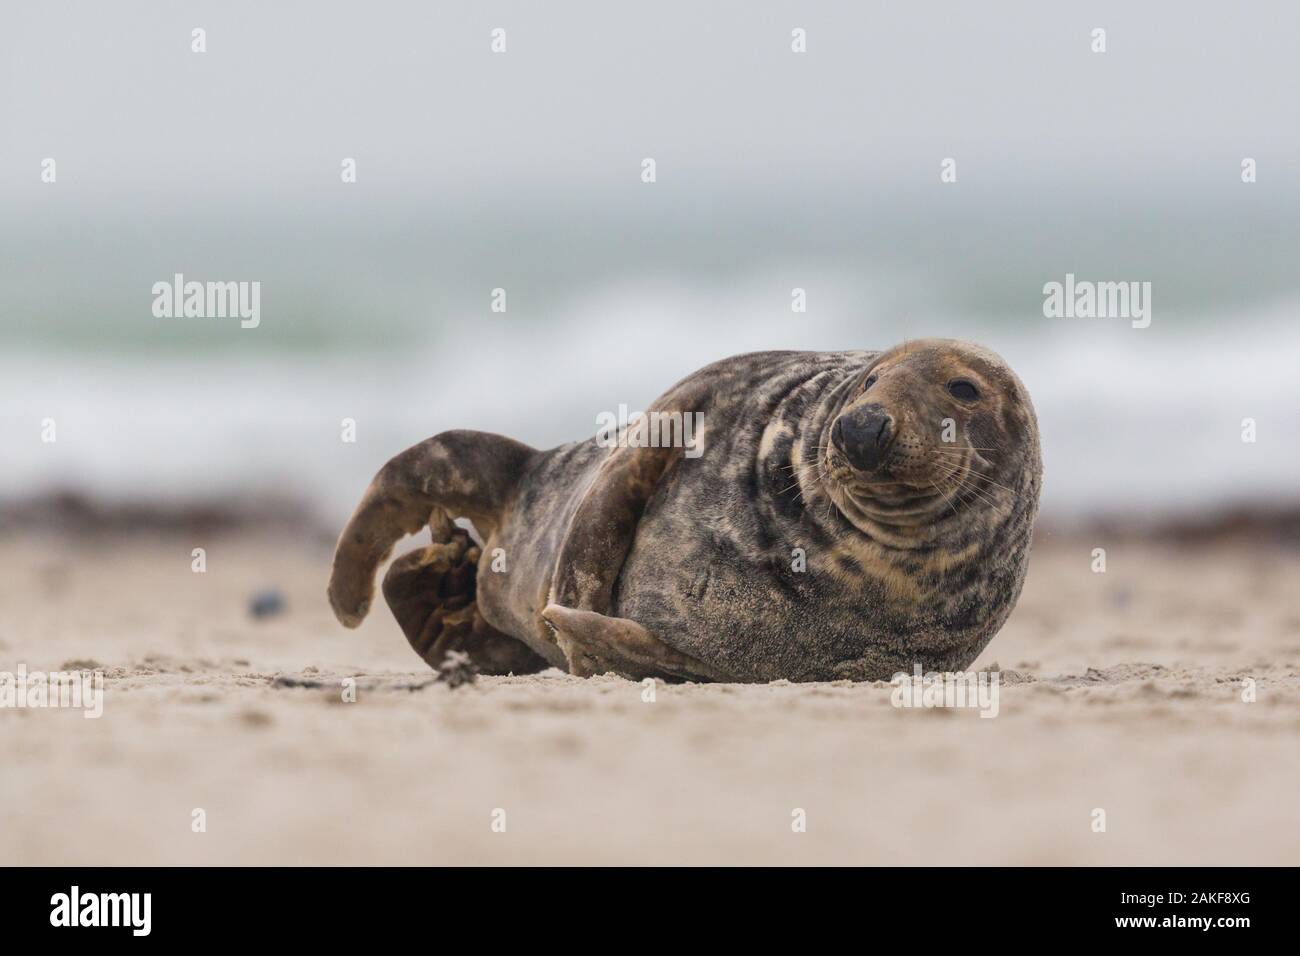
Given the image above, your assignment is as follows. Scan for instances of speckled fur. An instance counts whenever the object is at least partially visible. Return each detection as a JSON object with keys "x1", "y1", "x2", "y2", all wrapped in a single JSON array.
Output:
[{"x1": 329, "y1": 339, "x2": 1042, "y2": 683}]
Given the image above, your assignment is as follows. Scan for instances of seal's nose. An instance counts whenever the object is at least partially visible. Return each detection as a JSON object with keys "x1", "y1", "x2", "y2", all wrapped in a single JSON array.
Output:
[{"x1": 831, "y1": 404, "x2": 894, "y2": 472}]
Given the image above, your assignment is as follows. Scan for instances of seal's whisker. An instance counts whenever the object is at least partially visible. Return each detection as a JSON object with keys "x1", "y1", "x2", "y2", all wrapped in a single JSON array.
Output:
[
  {"x1": 955, "y1": 466, "x2": 1020, "y2": 496},
  {"x1": 929, "y1": 451, "x2": 1015, "y2": 492},
  {"x1": 935, "y1": 464, "x2": 990, "y2": 508},
  {"x1": 971, "y1": 476, "x2": 1019, "y2": 496},
  {"x1": 949, "y1": 473, "x2": 1002, "y2": 512},
  {"x1": 931, "y1": 468, "x2": 974, "y2": 517},
  {"x1": 779, "y1": 471, "x2": 817, "y2": 499},
  {"x1": 947, "y1": 483, "x2": 993, "y2": 514},
  {"x1": 780, "y1": 452, "x2": 830, "y2": 505},
  {"x1": 930, "y1": 448, "x2": 1001, "y2": 459},
  {"x1": 928, "y1": 479, "x2": 960, "y2": 518}
]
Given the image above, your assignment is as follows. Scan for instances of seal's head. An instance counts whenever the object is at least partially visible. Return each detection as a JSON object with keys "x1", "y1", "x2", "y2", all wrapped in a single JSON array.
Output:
[{"x1": 823, "y1": 339, "x2": 1040, "y2": 541}]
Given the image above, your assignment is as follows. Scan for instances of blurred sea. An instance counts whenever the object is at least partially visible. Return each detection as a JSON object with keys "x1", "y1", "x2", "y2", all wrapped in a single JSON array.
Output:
[{"x1": 3, "y1": 195, "x2": 1298, "y2": 526}]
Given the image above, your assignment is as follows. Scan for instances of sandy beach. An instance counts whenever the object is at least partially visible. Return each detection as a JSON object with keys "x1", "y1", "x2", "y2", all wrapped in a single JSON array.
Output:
[{"x1": 4, "y1": 508, "x2": 1297, "y2": 866}]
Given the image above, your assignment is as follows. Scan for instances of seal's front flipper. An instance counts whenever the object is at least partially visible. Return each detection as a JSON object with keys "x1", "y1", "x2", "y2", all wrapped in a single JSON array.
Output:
[
  {"x1": 549, "y1": 375, "x2": 714, "y2": 615},
  {"x1": 544, "y1": 377, "x2": 720, "y2": 680},
  {"x1": 541, "y1": 604, "x2": 730, "y2": 682}
]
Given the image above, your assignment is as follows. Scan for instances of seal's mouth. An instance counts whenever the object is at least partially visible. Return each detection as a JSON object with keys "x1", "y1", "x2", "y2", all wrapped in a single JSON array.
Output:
[
  {"x1": 821, "y1": 403, "x2": 996, "y2": 531},
  {"x1": 822, "y1": 425, "x2": 1013, "y2": 534},
  {"x1": 822, "y1": 440, "x2": 981, "y2": 534}
]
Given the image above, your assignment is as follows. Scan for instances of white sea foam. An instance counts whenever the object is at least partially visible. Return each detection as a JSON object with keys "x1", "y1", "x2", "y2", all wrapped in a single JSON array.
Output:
[{"x1": 3, "y1": 274, "x2": 1296, "y2": 524}]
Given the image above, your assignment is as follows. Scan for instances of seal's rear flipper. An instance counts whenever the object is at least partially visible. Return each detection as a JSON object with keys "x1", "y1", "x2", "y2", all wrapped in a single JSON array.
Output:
[
  {"x1": 383, "y1": 530, "x2": 549, "y2": 675},
  {"x1": 542, "y1": 604, "x2": 730, "y2": 682},
  {"x1": 328, "y1": 430, "x2": 536, "y2": 628}
]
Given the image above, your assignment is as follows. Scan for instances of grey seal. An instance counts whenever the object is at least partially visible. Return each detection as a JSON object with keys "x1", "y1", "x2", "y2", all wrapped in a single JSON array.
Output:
[{"x1": 327, "y1": 338, "x2": 1042, "y2": 682}]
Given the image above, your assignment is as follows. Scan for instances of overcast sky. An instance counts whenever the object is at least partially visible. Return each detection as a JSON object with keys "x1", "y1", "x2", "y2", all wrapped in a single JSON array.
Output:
[{"x1": 4, "y1": 1, "x2": 1298, "y2": 207}]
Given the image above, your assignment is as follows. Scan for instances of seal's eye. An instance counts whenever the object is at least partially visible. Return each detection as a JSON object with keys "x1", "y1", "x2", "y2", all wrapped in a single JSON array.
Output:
[
  {"x1": 947, "y1": 379, "x2": 979, "y2": 401},
  {"x1": 863, "y1": 374, "x2": 878, "y2": 391}
]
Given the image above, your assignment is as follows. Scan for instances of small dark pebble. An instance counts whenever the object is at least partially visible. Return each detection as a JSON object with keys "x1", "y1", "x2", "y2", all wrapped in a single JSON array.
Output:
[{"x1": 249, "y1": 589, "x2": 286, "y2": 619}]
